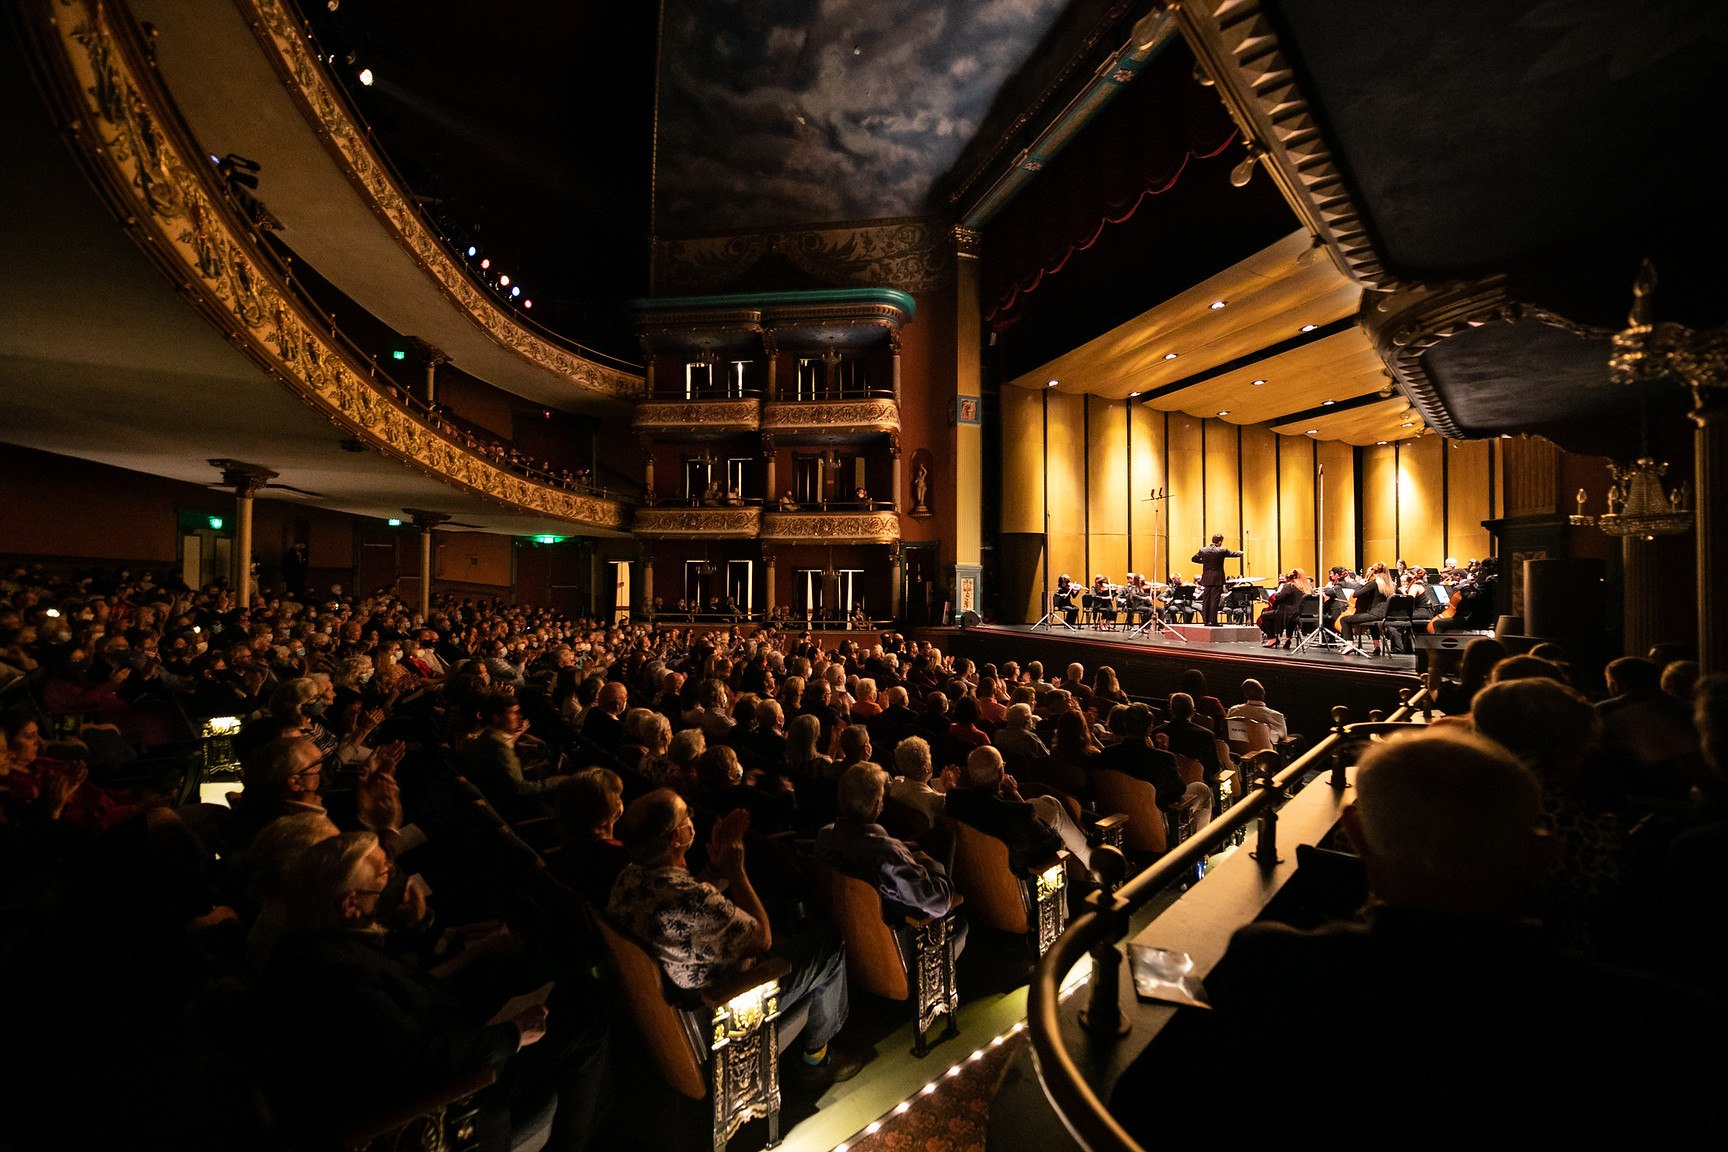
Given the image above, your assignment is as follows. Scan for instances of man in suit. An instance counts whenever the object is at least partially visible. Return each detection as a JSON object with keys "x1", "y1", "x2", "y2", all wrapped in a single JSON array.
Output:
[
  {"x1": 1192, "y1": 534, "x2": 1244, "y2": 626},
  {"x1": 946, "y1": 746, "x2": 1092, "y2": 873}
]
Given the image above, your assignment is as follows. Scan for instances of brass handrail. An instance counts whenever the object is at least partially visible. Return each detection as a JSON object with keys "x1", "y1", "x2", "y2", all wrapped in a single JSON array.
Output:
[{"x1": 1027, "y1": 691, "x2": 1431, "y2": 1152}]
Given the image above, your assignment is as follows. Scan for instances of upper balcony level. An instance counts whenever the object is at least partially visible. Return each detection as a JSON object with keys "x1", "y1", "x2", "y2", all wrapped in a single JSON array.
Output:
[{"x1": 629, "y1": 289, "x2": 912, "y2": 441}]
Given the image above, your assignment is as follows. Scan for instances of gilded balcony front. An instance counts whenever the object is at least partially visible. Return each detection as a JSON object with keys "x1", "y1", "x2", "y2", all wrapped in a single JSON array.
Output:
[
  {"x1": 632, "y1": 505, "x2": 763, "y2": 539},
  {"x1": 761, "y1": 510, "x2": 900, "y2": 544},
  {"x1": 760, "y1": 398, "x2": 900, "y2": 443},
  {"x1": 633, "y1": 399, "x2": 762, "y2": 439}
]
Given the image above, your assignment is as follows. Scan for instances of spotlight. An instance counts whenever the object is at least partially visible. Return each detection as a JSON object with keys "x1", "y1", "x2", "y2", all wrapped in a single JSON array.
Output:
[
  {"x1": 1300, "y1": 324, "x2": 1317, "y2": 333},
  {"x1": 1305, "y1": 429, "x2": 1318, "y2": 435},
  {"x1": 1376, "y1": 440, "x2": 1388, "y2": 446},
  {"x1": 1163, "y1": 352, "x2": 1178, "y2": 361},
  {"x1": 499, "y1": 275, "x2": 510, "y2": 287},
  {"x1": 511, "y1": 286, "x2": 520, "y2": 297},
  {"x1": 480, "y1": 258, "x2": 491, "y2": 270},
  {"x1": 523, "y1": 300, "x2": 532, "y2": 309},
  {"x1": 1322, "y1": 398, "x2": 1335, "y2": 406},
  {"x1": 467, "y1": 246, "x2": 477, "y2": 257},
  {"x1": 358, "y1": 67, "x2": 374, "y2": 86},
  {"x1": 1217, "y1": 410, "x2": 1230, "y2": 417},
  {"x1": 1046, "y1": 379, "x2": 1058, "y2": 388},
  {"x1": 1400, "y1": 422, "x2": 1415, "y2": 428},
  {"x1": 1209, "y1": 300, "x2": 1226, "y2": 310},
  {"x1": 1250, "y1": 378, "x2": 1266, "y2": 386}
]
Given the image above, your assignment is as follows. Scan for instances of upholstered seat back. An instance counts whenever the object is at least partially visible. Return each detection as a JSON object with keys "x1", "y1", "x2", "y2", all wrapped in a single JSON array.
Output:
[
  {"x1": 590, "y1": 910, "x2": 707, "y2": 1100},
  {"x1": 811, "y1": 858, "x2": 910, "y2": 1001},
  {"x1": 1090, "y1": 768, "x2": 1168, "y2": 856},
  {"x1": 949, "y1": 819, "x2": 1028, "y2": 933}
]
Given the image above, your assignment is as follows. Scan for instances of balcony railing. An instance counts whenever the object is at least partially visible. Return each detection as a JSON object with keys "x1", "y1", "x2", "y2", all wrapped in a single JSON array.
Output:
[
  {"x1": 762, "y1": 396, "x2": 900, "y2": 439},
  {"x1": 632, "y1": 505, "x2": 763, "y2": 539},
  {"x1": 760, "y1": 509, "x2": 901, "y2": 544},
  {"x1": 1026, "y1": 693, "x2": 1434, "y2": 1152},
  {"x1": 633, "y1": 398, "x2": 763, "y2": 437}
]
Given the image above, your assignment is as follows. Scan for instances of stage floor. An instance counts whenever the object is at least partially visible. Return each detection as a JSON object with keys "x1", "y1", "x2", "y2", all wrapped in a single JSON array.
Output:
[{"x1": 979, "y1": 621, "x2": 1420, "y2": 671}]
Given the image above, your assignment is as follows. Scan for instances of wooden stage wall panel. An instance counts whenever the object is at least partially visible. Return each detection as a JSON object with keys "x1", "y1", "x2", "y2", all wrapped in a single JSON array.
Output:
[
  {"x1": 1240, "y1": 424, "x2": 1278, "y2": 580},
  {"x1": 1000, "y1": 384, "x2": 1045, "y2": 536},
  {"x1": 1447, "y1": 438, "x2": 1493, "y2": 563},
  {"x1": 1046, "y1": 391, "x2": 1086, "y2": 588},
  {"x1": 1278, "y1": 434, "x2": 1317, "y2": 577},
  {"x1": 1129, "y1": 405, "x2": 1164, "y2": 577},
  {"x1": 1317, "y1": 439, "x2": 1356, "y2": 572},
  {"x1": 1167, "y1": 413, "x2": 1205, "y2": 572},
  {"x1": 1399, "y1": 433, "x2": 1445, "y2": 569},
  {"x1": 1087, "y1": 398, "x2": 1130, "y2": 584},
  {"x1": 1362, "y1": 443, "x2": 1398, "y2": 568},
  {"x1": 1203, "y1": 421, "x2": 1243, "y2": 568}
]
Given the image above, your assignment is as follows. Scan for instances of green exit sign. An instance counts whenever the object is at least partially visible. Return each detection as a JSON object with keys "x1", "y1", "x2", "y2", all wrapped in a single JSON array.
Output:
[
  {"x1": 532, "y1": 534, "x2": 568, "y2": 545},
  {"x1": 391, "y1": 349, "x2": 407, "y2": 361},
  {"x1": 207, "y1": 516, "x2": 224, "y2": 530}
]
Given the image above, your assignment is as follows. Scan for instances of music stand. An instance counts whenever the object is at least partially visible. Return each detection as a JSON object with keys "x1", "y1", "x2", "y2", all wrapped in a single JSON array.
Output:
[
  {"x1": 1289, "y1": 590, "x2": 1348, "y2": 655},
  {"x1": 1132, "y1": 586, "x2": 1191, "y2": 641},
  {"x1": 1032, "y1": 589, "x2": 1080, "y2": 631}
]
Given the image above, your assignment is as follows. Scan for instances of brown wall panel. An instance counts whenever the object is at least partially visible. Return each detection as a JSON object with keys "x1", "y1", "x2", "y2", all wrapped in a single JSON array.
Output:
[
  {"x1": 1166, "y1": 413, "x2": 1205, "y2": 574},
  {"x1": 1446, "y1": 439, "x2": 1492, "y2": 562},
  {"x1": 1045, "y1": 391, "x2": 1087, "y2": 586},
  {"x1": 1397, "y1": 435, "x2": 1445, "y2": 568},
  {"x1": 1316, "y1": 439, "x2": 1356, "y2": 571},
  {"x1": 1087, "y1": 398, "x2": 1130, "y2": 582},
  {"x1": 435, "y1": 531, "x2": 513, "y2": 588},
  {"x1": 1277, "y1": 434, "x2": 1317, "y2": 575},
  {"x1": 1361, "y1": 444, "x2": 1398, "y2": 568},
  {"x1": 1000, "y1": 385, "x2": 1046, "y2": 535},
  {"x1": 1202, "y1": 421, "x2": 1243, "y2": 570},
  {"x1": 1129, "y1": 406, "x2": 1165, "y2": 577},
  {"x1": 1239, "y1": 424, "x2": 1278, "y2": 580}
]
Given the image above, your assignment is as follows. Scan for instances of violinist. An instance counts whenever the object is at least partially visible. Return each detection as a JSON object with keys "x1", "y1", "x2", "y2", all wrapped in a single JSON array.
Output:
[
  {"x1": 1088, "y1": 574, "x2": 1119, "y2": 630},
  {"x1": 1120, "y1": 573, "x2": 1155, "y2": 627},
  {"x1": 1260, "y1": 569, "x2": 1310, "y2": 649},
  {"x1": 1339, "y1": 563, "x2": 1396, "y2": 655},
  {"x1": 1053, "y1": 573, "x2": 1079, "y2": 627}
]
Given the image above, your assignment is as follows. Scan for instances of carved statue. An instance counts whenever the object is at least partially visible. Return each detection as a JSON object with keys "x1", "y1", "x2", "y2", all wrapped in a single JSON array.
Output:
[{"x1": 913, "y1": 460, "x2": 929, "y2": 514}]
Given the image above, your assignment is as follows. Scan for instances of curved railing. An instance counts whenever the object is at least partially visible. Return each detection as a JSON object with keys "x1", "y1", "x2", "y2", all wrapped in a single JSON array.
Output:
[
  {"x1": 236, "y1": 0, "x2": 643, "y2": 398},
  {"x1": 1027, "y1": 692, "x2": 1433, "y2": 1152},
  {"x1": 23, "y1": 0, "x2": 626, "y2": 530}
]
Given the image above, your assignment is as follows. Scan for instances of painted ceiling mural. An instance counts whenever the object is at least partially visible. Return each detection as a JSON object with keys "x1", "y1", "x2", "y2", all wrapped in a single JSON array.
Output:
[{"x1": 655, "y1": 0, "x2": 1069, "y2": 236}]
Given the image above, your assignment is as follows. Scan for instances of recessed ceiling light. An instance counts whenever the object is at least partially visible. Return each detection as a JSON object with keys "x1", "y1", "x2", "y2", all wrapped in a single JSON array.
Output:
[
  {"x1": 1250, "y1": 378, "x2": 1266, "y2": 386},
  {"x1": 1322, "y1": 398, "x2": 1335, "y2": 406},
  {"x1": 1209, "y1": 300, "x2": 1226, "y2": 310},
  {"x1": 1128, "y1": 391, "x2": 1141, "y2": 397},
  {"x1": 1376, "y1": 441, "x2": 1388, "y2": 445},
  {"x1": 1400, "y1": 422, "x2": 1415, "y2": 428},
  {"x1": 1217, "y1": 410, "x2": 1230, "y2": 417},
  {"x1": 1501, "y1": 433, "x2": 1513, "y2": 439},
  {"x1": 1163, "y1": 353, "x2": 1178, "y2": 361},
  {"x1": 1305, "y1": 429, "x2": 1319, "y2": 435},
  {"x1": 1047, "y1": 379, "x2": 1059, "y2": 387},
  {"x1": 1300, "y1": 323, "x2": 1318, "y2": 333}
]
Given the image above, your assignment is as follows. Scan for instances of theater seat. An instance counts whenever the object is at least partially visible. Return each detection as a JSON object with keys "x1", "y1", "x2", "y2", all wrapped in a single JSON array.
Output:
[
  {"x1": 807, "y1": 857, "x2": 962, "y2": 1056},
  {"x1": 589, "y1": 908, "x2": 807, "y2": 1150},
  {"x1": 947, "y1": 819, "x2": 1068, "y2": 958},
  {"x1": 1089, "y1": 768, "x2": 1171, "y2": 858}
]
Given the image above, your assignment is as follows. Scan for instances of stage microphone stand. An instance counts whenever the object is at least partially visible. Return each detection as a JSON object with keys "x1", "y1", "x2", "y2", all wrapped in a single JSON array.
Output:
[
  {"x1": 1130, "y1": 486, "x2": 1188, "y2": 641},
  {"x1": 1032, "y1": 588, "x2": 1080, "y2": 631},
  {"x1": 1289, "y1": 462, "x2": 1347, "y2": 654}
]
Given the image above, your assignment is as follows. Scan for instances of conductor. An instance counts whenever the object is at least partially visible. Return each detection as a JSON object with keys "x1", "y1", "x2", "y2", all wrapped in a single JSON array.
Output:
[{"x1": 1192, "y1": 534, "x2": 1243, "y2": 627}]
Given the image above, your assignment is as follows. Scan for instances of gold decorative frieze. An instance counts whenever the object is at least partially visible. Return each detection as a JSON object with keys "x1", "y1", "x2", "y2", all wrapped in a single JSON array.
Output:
[
  {"x1": 632, "y1": 400, "x2": 762, "y2": 436},
  {"x1": 761, "y1": 512, "x2": 900, "y2": 544},
  {"x1": 632, "y1": 506, "x2": 763, "y2": 539},
  {"x1": 43, "y1": 0, "x2": 624, "y2": 531},
  {"x1": 240, "y1": 0, "x2": 641, "y2": 401},
  {"x1": 655, "y1": 219, "x2": 952, "y2": 295},
  {"x1": 1362, "y1": 278, "x2": 1518, "y2": 441},
  {"x1": 762, "y1": 400, "x2": 900, "y2": 438}
]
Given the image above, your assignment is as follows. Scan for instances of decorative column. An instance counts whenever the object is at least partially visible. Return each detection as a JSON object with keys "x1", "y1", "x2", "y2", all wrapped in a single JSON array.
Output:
[
  {"x1": 209, "y1": 459, "x2": 276, "y2": 606},
  {"x1": 640, "y1": 436, "x2": 656, "y2": 502},
  {"x1": 762, "y1": 435, "x2": 777, "y2": 505},
  {"x1": 1621, "y1": 537, "x2": 1663, "y2": 659},
  {"x1": 763, "y1": 333, "x2": 780, "y2": 401},
  {"x1": 889, "y1": 330, "x2": 902, "y2": 406},
  {"x1": 889, "y1": 433, "x2": 903, "y2": 515},
  {"x1": 422, "y1": 346, "x2": 448, "y2": 406},
  {"x1": 762, "y1": 548, "x2": 777, "y2": 618},
  {"x1": 404, "y1": 509, "x2": 450, "y2": 621},
  {"x1": 889, "y1": 542, "x2": 903, "y2": 621},
  {"x1": 639, "y1": 336, "x2": 657, "y2": 398},
  {"x1": 950, "y1": 225, "x2": 985, "y2": 619},
  {"x1": 640, "y1": 543, "x2": 656, "y2": 618}
]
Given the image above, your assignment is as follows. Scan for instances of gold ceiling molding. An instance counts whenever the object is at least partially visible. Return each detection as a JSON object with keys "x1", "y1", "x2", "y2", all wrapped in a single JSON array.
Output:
[
  {"x1": 39, "y1": 0, "x2": 624, "y2": 530},
  {"x1": 237, "y1": 0, "x2": 641, "y2": 402},
  {"x1": 653, "y1": 218, "x2": 953, "y2": 296},
  {"x1": 1181, "y1": 0, "x2": 1393, "y2": 291},
  {"x1": 632, "y1": 507, "x2": 763, "y2": 539},
  {"x1": 1362, "y1": 278, "x2": 1521, "y2": 442},
  {"x1": 633, "y1": 400, "x2": 762, "y2": 437},
  {"x1": 761, "y1": 511, "x2": 901, "y2": 545},
  {"x1": 762, "y1": 400, "x2": 900, "y2": 438}
]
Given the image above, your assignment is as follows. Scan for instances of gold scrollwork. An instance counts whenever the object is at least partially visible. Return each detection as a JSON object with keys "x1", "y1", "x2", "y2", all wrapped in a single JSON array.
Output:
[
  {"x1": 632, "y1": 400, "x2": 762, "y2": 433},
  {"x1": 49, "y1": 0, "x2": 624, "y2": 530},
  {"x1": 240, "y1": 0, "x2": 640, "y2": 401},
  {"x1": 632, "y1": 507, "x2": 762, "y2": 538},
  {"x1": 761, "y1": 400, "x2": 899, "y2": 434},
  {"x1": 760, "y1": 512, "x2": 900, "y2": 543}
]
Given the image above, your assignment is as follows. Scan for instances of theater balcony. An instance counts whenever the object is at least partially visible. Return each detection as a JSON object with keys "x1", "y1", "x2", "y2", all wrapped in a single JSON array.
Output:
[
  {"x1": 631, "y1": 505, "x2": 763, "y2": 541},
  {"x1": 760, "y1": 509, "x2": 901, "y2": 546}
]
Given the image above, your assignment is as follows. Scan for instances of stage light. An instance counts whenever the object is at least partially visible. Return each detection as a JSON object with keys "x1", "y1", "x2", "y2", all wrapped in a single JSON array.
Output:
[
  {"x1": 1322, "y1": 398, "x2": 1335, "y2": 405},
  {"x1": 511, "y1": 286, "x2": 520, "y2": 297},
  {"x1": 1209, "y1": 300, "x2": 1226, "y2": 310},
  {"x1": 1230, "y1": 153, "x2": 1257, "y2": 187},
  {"x1": 1376, "y1": 441, "x2": 1388, "y2": 445},
  {"x1": 45, "y1": 608, "x2": 61, "y2": 618},
  {"x1": 1400, "y1": 422, "x2": 1415, "y2": 428},
  {"x1": 499, "y1": 275, "x2": 510, "y2": 287},
  {"x1": 1163, "y1": 353, "x2": 1178, "y2": 360},
  {"x1": 467, "y1": 246, "x2": 477, "y2": 257},
  {"x1": 358, "y1": 68, "x2": 374, "y2": 86},
  {"x1": 480, "y1": 258, "x2": 491, "y2": 270},
  {"x1": 1217, "y1": 410, "x2": 1230, "y2": 416},
  {"x1": 1300, "y1": 323, "x2": 1317, "y2": 333},
  {"x1": 1128, "y1": 391, "x2": 1141, "y2": 397},
  {"x1": 1251, "y1": 378, "x2": 1266, "y2": 386},
  {"x1": 1046, "y1": 379, "x2": 1058, "y2": 387},
  {"x1": 523, "y1": 300, "x2": 532, "y2": 309},
  {"x1": 1305, "y1": 429, "x2": 1318, "y2": 435}
]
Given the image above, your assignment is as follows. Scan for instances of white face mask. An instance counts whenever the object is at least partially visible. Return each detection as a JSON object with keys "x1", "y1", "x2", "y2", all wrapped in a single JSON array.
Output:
[{"x1": 359, "y1": 670, "x2": 374, "y2": 683}]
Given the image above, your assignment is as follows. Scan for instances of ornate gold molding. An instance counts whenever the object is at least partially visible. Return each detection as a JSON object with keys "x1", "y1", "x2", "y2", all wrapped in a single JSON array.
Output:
[
  {"x1": 1361, "y1": 278, "x2": 1519, "y2": 441},
  {"x1": 42, "y1": 0, "x2": 625, "y2": 530},
  {"x1": 632, "y1": 400, "x2": 762, "y2": 436},
  {"x1": 762, "y1": 400, "x2": 900, "y2": 438},
  {"x1": 632, "y1": 506, "x2": 763, "y2": 539},
  {"x1": 761, "y1": 512, "x2": 901, "y2": 544},
  {"x1": 1182, "y1": 1, "x2": 1393, "y2": 290},
  {"x1": 654, "y1": 218, "x2": 952, "y2": 295},
  {"x1": 238, "y1": 0, "x2": 641, "y2": 401}
]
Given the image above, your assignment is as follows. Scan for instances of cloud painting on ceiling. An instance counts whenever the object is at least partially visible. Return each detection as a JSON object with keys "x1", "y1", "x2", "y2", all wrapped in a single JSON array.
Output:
[{"x1": 655, "y1": 0, "x2": 1068, "y2": 235}]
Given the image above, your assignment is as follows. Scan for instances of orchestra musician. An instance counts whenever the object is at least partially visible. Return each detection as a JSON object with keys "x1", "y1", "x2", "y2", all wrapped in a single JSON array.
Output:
[
  {"x1": 1087, "y1": 573, "x2": 1119, "y2": 630},
  {"x1": 1429, "y1": 556, "x2": 1499, "y2": 633},
  {"x1": 1120, "y1": 573, "x2": 1155, "y2": 627},
  {"x1": 1259, "y1": 569, "x2": 1310, "y2": 649},
  {"x1": 1339, "y1": 562, "x2": 1397, "y2": 655},
  {"x1": 1162, "y1": 574, "x2": 1198, "y2": 624},
  {"x1": 1192, "y1": 534, "x2": 1244, "y2": 627},
  {"x1": 1321, "y1": 565, "x2": 1358, "y2": 630},
  {"x1": 1053, "y1": 573, "x2": 1079, "y2": 627}
]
